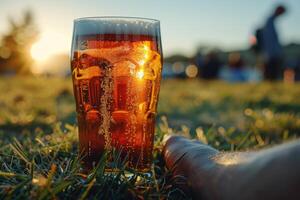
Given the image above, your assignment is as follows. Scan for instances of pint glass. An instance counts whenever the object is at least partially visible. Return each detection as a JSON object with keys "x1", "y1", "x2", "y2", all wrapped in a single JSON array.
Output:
[{"x1": 70, "y1": 17, "x2": 162, "y2": 171}]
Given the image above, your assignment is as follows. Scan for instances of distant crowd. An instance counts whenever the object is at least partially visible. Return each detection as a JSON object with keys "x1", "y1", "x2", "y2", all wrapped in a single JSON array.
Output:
[{"x1": 163, "y1": 4, "x2": 300, "y2": 83}]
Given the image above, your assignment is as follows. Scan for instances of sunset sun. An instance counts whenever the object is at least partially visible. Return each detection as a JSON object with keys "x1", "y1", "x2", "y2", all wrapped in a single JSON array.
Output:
[
  {"x1": 30, "y1": 32, "x2": 69, "y2": 62},
  {"x1": 31, "y1": 39, "x2": 53, "y2": 61}
]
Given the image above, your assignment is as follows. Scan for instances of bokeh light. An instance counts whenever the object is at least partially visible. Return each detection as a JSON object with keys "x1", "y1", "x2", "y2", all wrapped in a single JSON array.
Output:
[{"x1": 185, "y1": 64, "x2": 198, "y2": 78}]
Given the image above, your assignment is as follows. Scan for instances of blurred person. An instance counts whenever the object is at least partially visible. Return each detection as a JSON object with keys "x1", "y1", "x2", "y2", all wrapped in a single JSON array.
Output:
[
  {"x1": 193, "y1": 51, "x2": 204, "y2": 78},
  {"x1": 219, "y1": 53, "x2": 262, "y2": 82},
  {"x1": 283, "y1": 58, "x2": 300, "y2": 83},
  {"x1": 283, "y1": 67, "x2": 295, "y2": 83},
  {"x1": 296, "y1": 58, "x2": 300, "y2": 81},
  {"x1": 220, "y1": 53, "x2": 247, "y2": 82},
  {"x1": 261, "y1": 5, "x2": 287, "y2": 80},
  {"x1": 250, "y1": 28, "x2": 265, "y2": 75},
  {"x1": 200, "y1": 51, "x2": 221, "y2": 80}
]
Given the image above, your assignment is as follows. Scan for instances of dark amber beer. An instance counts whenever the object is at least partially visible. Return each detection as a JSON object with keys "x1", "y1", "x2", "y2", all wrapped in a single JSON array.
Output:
[{"x1": 71, "y1": 17, "x2": 162, "y2": 171}]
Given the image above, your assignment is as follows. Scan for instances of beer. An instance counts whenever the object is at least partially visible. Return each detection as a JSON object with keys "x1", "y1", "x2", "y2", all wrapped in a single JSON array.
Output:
[{"x1": 71, "y1": 18, "x2": 162, "y2": 171}]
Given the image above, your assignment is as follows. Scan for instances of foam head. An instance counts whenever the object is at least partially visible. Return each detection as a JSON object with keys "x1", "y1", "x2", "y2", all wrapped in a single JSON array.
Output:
[{"x1": 74, "y1": 17, "x2": 160, "y2": 36}]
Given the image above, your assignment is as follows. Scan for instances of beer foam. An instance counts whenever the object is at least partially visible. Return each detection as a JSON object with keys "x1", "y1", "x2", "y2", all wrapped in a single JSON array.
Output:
[{"x1": 74, "y1": 17, "x2": 160, "y2": 36}]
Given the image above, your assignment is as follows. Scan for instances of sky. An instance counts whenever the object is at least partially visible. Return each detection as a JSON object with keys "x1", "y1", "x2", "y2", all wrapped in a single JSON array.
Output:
[{"x1": 0, "y1": 0, "x2": 300, "y2": 57}]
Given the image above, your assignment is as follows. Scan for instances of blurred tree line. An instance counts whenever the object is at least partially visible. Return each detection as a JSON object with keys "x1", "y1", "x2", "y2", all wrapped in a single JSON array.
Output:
[{"x1": 0, "y1": 10, "x2": 38, "y2": 75}]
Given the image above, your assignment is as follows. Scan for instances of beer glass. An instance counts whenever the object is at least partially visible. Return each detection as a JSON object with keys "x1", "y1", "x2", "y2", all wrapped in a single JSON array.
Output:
[{"x1": 70, "y1": 17, "x2": 162, "y2": 171}]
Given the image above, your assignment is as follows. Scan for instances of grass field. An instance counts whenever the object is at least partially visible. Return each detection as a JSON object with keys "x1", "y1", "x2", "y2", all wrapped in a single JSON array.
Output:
[{"x1": 1, "y1": 77, "x2": 300, "y2": 199}]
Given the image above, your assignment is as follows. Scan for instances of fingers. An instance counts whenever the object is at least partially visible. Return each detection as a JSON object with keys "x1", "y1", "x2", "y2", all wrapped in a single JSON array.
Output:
[
  {"x1": 162, "y1": 135, "x2": 220, "y2": 199},
  {"x1": 163, "y1": 135, "x2": 219, "y2": 179}
]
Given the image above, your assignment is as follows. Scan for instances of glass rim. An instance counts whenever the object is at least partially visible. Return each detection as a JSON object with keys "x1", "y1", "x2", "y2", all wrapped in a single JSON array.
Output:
[{"x1": 74, "y1": 16, "x2": 160, "y2": 23}]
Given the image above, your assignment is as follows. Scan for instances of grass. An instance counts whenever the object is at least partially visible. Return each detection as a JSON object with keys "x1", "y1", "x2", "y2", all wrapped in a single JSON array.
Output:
[{"x1": 1, "y1": 77, "x2": 300, "y2": 199}]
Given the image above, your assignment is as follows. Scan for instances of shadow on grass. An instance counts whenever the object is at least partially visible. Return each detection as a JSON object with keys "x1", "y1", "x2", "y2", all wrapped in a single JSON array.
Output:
[{"x1": 0, "y1": 121, "x2": 53, "y2": 141}]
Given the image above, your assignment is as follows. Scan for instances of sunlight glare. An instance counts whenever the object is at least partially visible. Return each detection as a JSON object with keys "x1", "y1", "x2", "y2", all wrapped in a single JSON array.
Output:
[
  {"x1": 31, "y1": 41, "x2": 51, "y2": 61},
  {"x1": 30, "y1": 32, "x2": 69, "y2": 61},
  {"x1": 137, "y1": 70, "x2": 144, "y2": 79}
]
